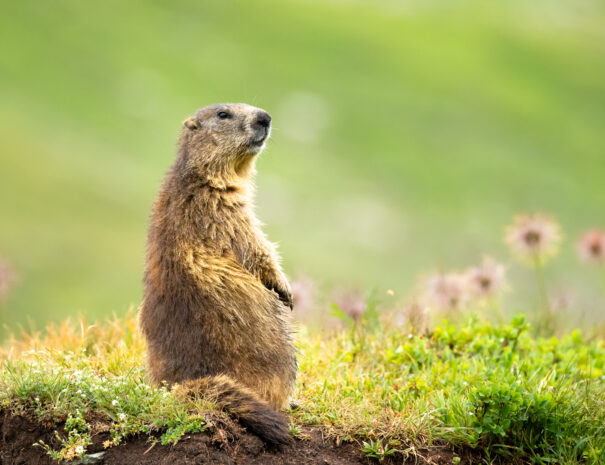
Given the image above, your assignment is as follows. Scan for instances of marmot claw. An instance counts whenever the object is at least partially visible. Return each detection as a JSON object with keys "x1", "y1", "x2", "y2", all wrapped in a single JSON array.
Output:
[{"x1": 271, "y1": 282, "x2": 293, "y2": 310}]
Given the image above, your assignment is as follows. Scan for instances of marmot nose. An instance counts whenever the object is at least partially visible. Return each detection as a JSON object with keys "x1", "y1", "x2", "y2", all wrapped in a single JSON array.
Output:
[{"x1": 254, "y1": 111, "x2": 272, "y2": 129}]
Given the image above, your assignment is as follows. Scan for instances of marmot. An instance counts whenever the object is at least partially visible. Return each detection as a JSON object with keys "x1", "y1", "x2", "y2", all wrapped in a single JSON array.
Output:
[{"x1": 139, "y1": 103, "x2": 297, "y2": 445}]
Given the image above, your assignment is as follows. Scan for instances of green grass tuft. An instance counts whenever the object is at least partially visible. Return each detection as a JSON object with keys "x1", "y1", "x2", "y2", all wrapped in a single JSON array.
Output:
[{"x1": 0, "y1": 310, "x2": 603, "y2": 463}]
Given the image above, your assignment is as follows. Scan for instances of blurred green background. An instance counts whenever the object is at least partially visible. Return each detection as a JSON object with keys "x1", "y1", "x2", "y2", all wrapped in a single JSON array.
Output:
[{"x1": 1, "y1": 0, "x2": 605, "y2": 331}]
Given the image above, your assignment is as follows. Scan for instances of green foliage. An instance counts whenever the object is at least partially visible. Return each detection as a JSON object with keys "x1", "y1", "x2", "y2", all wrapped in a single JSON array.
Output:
[
  {"x1": 288, "y1": 422, "x2": 304, "y2": 439},
  {"x1": 362, "y1": 439, "x2": 397, "y2": 460},
  {"x1": 34, "y1": 411, "x2": 91, "y2": 461},
  {"x1": 297, "y1": 313, "x2": 605, "y2": 464},
  {"x1": 160, "y1": 417, "x2": 207, "y2": 446}
]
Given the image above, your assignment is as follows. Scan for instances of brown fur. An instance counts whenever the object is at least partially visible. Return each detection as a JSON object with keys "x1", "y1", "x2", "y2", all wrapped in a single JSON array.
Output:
[{"x1": 139, "y1": 103, "x2": 297, "y2": 445}]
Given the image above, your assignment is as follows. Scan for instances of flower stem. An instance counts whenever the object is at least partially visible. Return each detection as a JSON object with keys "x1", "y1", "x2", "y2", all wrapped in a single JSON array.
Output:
[
  {"x1": 488, "y1": 296, "x2": 504, "y2": 324},
  {"x1": 533, "y1": 255, "x2": 552, "y2": 334},
  {"x1": 599, "y1": 264, "x2": 605, "y2": 297}
]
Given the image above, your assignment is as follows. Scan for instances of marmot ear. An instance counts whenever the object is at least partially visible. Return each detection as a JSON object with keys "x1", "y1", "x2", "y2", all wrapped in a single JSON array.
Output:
[{"x1": 183, "y1": 117, "x2": 200, "y2": 130}]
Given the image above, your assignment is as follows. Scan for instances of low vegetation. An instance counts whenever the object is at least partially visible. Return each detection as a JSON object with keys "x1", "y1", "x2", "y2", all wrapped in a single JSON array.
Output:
[{"x1": 1, "y1": 305, "x2": 603, "y2": 464}]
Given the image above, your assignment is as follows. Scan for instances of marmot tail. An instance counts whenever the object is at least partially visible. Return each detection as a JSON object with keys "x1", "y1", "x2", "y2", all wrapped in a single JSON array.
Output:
[{"x1": 178, "y1": 374, "x2": 291, "y2": 446}]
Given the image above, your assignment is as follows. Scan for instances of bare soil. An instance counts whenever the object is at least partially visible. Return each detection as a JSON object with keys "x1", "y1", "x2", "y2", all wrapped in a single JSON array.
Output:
[{"x1": 0, "y1": 412, "x2": 478, "y2": 465}]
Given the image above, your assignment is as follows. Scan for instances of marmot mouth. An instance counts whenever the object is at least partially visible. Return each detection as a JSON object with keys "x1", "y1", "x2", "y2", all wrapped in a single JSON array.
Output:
[
  {"x1": 250, "y1": 136, "x2": 267, "y2": 146},
  {"x1": 249, "y1": 131, "x2": 269, "y2": 147}
]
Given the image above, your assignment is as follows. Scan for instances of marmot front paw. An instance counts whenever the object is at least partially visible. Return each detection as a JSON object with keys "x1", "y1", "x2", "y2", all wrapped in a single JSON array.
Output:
[{"x1": 267, "y1": 275, "x2": 293, "y2": 310}]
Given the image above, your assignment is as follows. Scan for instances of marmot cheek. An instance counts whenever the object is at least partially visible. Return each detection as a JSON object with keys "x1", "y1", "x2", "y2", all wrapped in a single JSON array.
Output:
[{"x1": 208, "y1": 134, "x2": 220, "y2": 147}]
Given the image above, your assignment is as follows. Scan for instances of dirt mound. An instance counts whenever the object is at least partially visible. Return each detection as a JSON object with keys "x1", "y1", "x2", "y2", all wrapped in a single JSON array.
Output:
[{"x1": 0, "y1": 412, "x2": 466, "y2": 465}]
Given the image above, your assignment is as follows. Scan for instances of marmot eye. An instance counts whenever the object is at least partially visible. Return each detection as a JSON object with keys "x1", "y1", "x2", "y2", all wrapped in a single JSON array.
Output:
[{"x1": 217, "y1": 111, "x2": 231, "y2": 119}]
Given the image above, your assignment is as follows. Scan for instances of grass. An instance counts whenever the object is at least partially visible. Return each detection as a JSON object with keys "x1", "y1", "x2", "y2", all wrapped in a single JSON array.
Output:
[
  {"x1": 0, "y1": 313, "x2": 213, "y2": 461},
  {"x1": 1, "y1": 307, "x2": 603, "y2": 464},
  {"x1": 1, "y1": 0, "x2": 605, "y2": 329}
]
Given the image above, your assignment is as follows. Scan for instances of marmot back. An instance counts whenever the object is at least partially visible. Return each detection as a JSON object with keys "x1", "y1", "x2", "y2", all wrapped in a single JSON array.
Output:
[{"x1": 139, "y1": 103, "x2": 297, "y2": 445}]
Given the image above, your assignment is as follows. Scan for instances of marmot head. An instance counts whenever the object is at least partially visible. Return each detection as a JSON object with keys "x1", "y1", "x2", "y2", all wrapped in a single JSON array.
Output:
[{"x1": 177, "y1": 103, "x2": 272, "y2": 188}]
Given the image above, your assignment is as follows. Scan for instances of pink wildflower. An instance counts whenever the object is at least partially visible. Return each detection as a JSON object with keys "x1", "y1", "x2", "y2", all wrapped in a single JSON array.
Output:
[
  {"x1": 332, "y1": 289, "x2": 366, "y2": 322},
  {"x1": 577, "y1": 229, "x2": 605, "y2": 265},
  {"x1": 424, "y1": 272, "x2": 469, "y2": 311},
  {"x1": 466, "y1": 256, "x2": 506, "y2": 299},
  {"x1": 290, "y1": 275, "x2": 316, "y2": 315},
  {"x1": 401, "y1": 299, "x2": 430, "y2": 333},
  {"x1": 505, "y1": 213, "x2": 561, "y2": 263}
]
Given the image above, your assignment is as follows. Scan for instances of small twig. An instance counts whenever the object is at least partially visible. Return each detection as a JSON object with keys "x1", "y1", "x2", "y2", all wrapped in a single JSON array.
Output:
[{"x1": 143, "y1": 441, "x2": 157, "y2": 455}]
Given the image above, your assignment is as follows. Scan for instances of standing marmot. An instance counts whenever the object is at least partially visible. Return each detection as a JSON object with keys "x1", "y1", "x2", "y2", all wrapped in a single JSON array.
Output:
[{"x1": 139, "y1": 103, "x2": 297, "y2": 445}]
